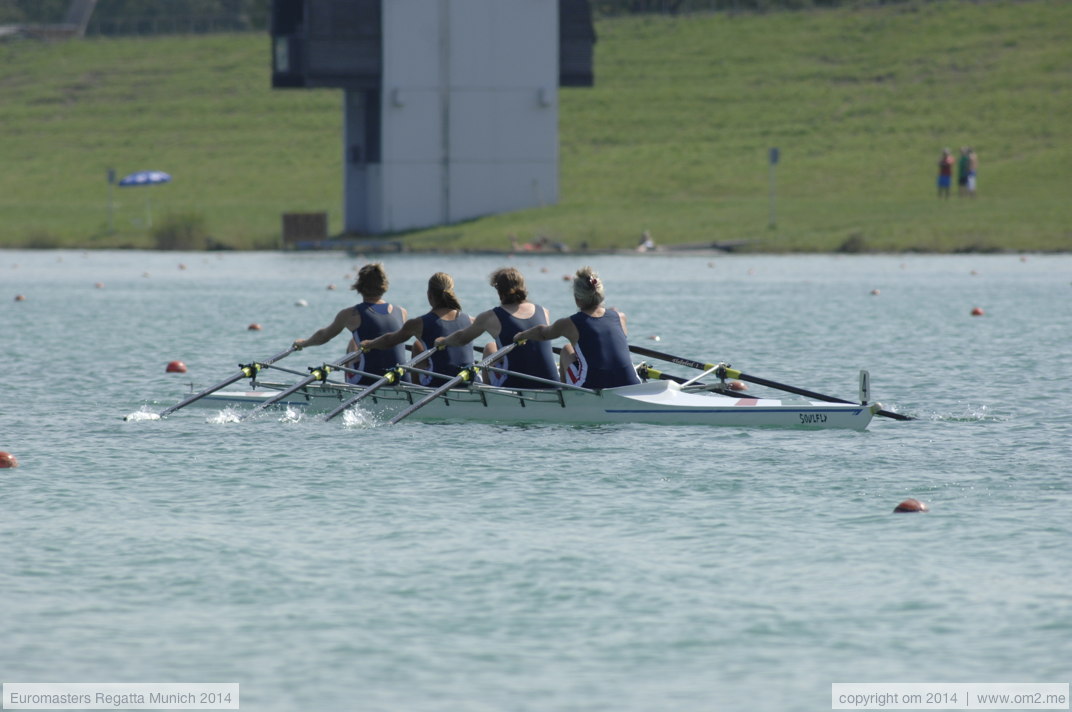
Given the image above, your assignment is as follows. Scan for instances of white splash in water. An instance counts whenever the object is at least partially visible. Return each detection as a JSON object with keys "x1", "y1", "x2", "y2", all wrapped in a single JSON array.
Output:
[
  {"x1": 207, "y1": 407, "x2": 243, "y2": 424},
  {"x1": 123, "y1": 407, "x2": 161, "y2": 422},
  {"x1": 341, "y1": 407, "x2": 379, "y2": 428},
  {"x1": 280, "y1": 406, "x2": 303, "y2": 423}
]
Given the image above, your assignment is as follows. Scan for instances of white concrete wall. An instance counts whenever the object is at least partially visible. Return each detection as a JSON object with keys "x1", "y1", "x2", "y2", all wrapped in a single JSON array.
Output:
[{"x1": 346, "y1": 0, "x2": 558, "y2": 234}]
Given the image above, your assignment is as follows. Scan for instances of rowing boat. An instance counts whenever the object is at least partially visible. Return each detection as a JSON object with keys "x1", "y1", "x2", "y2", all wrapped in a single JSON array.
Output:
[{"x1": 187, "y1": 378, "x2": 879, "y2": 430}]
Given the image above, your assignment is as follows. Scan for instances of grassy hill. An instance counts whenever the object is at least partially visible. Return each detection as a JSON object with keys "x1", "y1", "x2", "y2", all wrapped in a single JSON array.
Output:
[{"x1": 1, "y1": 0, "x2": 1069, "y2": 252}]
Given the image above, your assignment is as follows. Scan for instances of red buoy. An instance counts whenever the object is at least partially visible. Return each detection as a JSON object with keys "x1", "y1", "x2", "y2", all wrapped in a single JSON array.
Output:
[
  {"x1": 248, "y1": 323, "x2": 262, "y2": 331},
  {"x1": 893, "y1": 498, "x2": 929, "y2": 513},
  {"x1": 0, "y1": 451, "x2": 19, "y2": 468},
  {"x1": 971, "y1": 307, "x2": 984, "y2": 317},
  {"x1": 14, "y1": 294, "x2": 26, "y2": 302},
  {"x1": 870, "y1": 288, "x2": 880, "y2": 296},
  {"x1": 166, "y1": 360, "x2": 187, "y2": 373}
]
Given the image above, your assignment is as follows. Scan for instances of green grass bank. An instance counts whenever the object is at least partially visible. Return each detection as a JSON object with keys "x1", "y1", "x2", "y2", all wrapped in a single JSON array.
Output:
[{"x1": 1, "y1": 0, "x2": 1069, "y2": 252}]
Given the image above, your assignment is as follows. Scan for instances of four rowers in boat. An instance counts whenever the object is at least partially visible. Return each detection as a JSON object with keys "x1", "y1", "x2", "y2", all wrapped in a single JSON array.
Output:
[{"x1": 293, "y1": 263, "x2": 640, "y2": 390}]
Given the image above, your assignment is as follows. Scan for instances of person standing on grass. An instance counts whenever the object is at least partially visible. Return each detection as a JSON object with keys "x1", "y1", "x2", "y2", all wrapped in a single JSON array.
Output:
[
  {"x1": 967, "y1": 147, "x2": 978, "y2": 197},
  {"x1": 937, "y1": 148, "x2": 954, "y2": 198},
  {"x1": 957, "y1": 147, "x2": 971, "y2": 197}
]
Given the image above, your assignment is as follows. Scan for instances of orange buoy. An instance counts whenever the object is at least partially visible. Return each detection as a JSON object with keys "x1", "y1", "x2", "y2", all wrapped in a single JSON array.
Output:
[
  {"x1": 971, "y1": 307, "x2": 984, "y2": 317},
  {"x1": 893, "y1": 498, "x2": 929, "y2": 513},
  {"x1": 0, "y1": 451, "x2": 18, "y2": 468},
  {"x1": 728, "y1": 380, "x2": 748, "y2": 391},
  {"x1": 166, "y1": 360, "x2": 187, "y2": 373},
  {"x1": 870, "y1": 288, "x2": 880, "y2": 296},
  {"x1": 94, "y1": 282, "x2": 105, "y2": 289},
  {"x1": 326, "y1": 284, "x2": 336, "y2": 290},
  {"x1": 248, "y1": 323, "x2": 263, "y2": 331},
  {"x1": 648, "y1": 335, "x2": 661, "y2": 341},
  {"x1": 562, "y1": 274, "x2": 571, "y2": 281},
  {"x1": 14, "y1": 294, "x2": 26, "y2": 302}
]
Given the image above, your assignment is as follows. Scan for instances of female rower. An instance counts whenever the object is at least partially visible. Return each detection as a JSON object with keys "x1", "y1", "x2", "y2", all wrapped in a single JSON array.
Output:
[
  {"x1": 436, "y1": 267, "x2": 559, "y2": 389},
  {"x1": 514, "y1": 266, "x2": 641, "y2": 389},
  {"x1": 292, "y1": 262, "x2": 408, "y2": 386},
  {"x1": 360, "y1": 272, "x2": 474, "y2": 385}
]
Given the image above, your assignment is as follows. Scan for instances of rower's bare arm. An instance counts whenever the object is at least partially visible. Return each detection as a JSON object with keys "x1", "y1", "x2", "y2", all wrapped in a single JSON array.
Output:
[
  {"x1": 516, "y1": 317, "x2": 575, "y2": 343},
  {"x1": 294, "y1": 308, "x2": 352, "y2": 349},
  {"x1": 441, "y1": 310, "x2": 497, "y2": 347}
]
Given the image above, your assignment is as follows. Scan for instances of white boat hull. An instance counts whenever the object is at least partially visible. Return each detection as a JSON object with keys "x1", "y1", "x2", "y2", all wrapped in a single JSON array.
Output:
[{"x1": 192, "y1": 379, "x2": 877, "y2": 430}]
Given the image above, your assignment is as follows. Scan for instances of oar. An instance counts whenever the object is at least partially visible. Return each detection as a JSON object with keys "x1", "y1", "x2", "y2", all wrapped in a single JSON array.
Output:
[
  {"x1": 628, "y1": 344, "x2": 914, "y2": 421},
  {"x1": 240, "y1": 351, "x2": 361, "y2": 420},
  {"x1": 388, "y1": 342, "x2": 519, "y2": 425},
  {"x1": 483, "y1": 365, "x2": 597, "y2": 393},
  {"x1": 324, "y1": 346, "x2": 438, "y2": 422},
  {"x1": 141, "y1": 346, "x2": 297, "y2": 420},
  {"x1": 637, "y1": 364, "x2": 741, "y2": 396}
]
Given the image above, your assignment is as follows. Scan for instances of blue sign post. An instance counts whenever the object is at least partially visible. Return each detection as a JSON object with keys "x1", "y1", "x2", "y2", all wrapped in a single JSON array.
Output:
[
  {"x1": 768, "y1": 148, "x2": 779, "y2": 228},
  {"x1": 107, "y1": 168, "x2": 116, "y2": 233}
]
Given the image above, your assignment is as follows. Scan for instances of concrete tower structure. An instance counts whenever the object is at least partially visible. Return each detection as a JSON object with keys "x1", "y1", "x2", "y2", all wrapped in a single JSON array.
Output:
[{"x1": 271, "y1": 0, "x2": 595, "y2": 236}]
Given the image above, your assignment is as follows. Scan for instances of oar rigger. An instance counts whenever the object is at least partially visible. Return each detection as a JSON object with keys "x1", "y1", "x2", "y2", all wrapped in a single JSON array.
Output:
[
  {"x1": 307, "y1": 363, "x2": 339, "y2": 382},
  {"x1": 237, "y1": 360, "x2": 269, "y2": 386}
]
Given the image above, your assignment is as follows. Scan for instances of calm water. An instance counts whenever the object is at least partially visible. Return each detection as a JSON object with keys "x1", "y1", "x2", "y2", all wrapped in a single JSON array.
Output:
[{"x1": 3, "y1": 250, "x2": 1070, "y2": 711}]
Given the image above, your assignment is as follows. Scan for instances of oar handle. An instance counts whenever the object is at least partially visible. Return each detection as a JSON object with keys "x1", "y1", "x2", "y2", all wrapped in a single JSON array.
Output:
[{"x1": 628, "y1": 344, "x2": 714, "y2": 372}]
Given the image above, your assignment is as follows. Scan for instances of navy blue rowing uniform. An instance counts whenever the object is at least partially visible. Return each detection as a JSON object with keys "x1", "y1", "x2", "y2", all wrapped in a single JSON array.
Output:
[
  {"x1": 348, "y1": 302, "x2": 406, "y2": 385},
  {"x1": 418, "y1": 312, "x2": 473, "y2": 385},
  {"x1": 566, "y1": 308, "x2": 641, "y2": 389},
  {"x1": 491, "y1": 305, "x2": 559, "y2": 389}
]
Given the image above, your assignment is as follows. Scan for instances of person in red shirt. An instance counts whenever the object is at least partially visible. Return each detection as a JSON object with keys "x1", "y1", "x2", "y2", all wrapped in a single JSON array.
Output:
[{"x1": 937, "y1": 148, "x2": 954, "y2": 198}]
